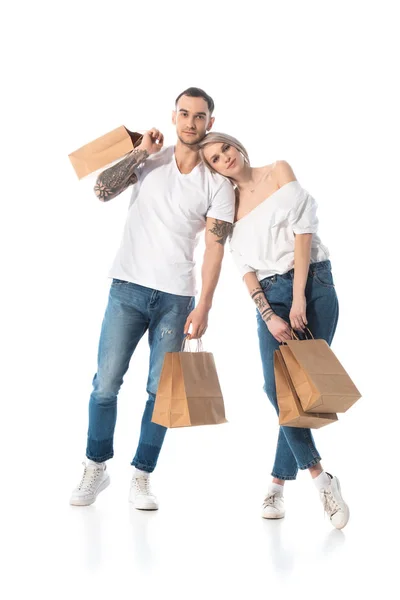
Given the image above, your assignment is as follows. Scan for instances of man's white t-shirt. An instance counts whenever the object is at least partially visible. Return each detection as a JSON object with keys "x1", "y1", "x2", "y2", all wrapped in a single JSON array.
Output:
[{"x1": 109, "y1": 146, "x2": 235, "y2": 296}]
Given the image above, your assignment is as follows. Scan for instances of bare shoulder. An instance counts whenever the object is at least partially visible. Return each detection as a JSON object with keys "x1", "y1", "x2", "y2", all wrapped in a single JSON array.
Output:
[{"x1": 272, "y1": 160, "x2": 297, "y2": 186}]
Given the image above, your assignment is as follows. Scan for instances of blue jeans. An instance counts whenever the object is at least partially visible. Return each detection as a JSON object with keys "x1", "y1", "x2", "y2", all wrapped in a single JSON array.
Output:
[
  {"x1": 86, "y1": 279, "x2": 194, "y2": 472},
  {"x1": 257, "y1": 260, "x2": 339, "y2": 480}
]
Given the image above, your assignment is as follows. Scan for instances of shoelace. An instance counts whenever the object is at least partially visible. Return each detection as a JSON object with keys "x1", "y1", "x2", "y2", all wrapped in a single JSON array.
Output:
[
  {"x1": 135, "y1": 476, "x2": 152, "y2": 496},
  {"x1": 321, "y1": 489, "x2": 340, "y2": 517},
  {"x1": 263, "y1": 492, "x2": 280, "y2": 508},
  {"x1": 77, "y1": 462, "x2": 102, "y2": 491}
]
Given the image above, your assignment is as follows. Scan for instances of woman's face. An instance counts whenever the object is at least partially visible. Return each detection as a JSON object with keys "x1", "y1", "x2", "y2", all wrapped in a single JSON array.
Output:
[{"x1": 203, "y1": 142, "x2": 244, "y2": 178}]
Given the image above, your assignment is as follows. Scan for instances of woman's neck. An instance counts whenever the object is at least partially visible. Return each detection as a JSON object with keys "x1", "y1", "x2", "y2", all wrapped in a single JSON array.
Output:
[{"x1": 232, "y1": 163, "x2": 256, "y2": 189}]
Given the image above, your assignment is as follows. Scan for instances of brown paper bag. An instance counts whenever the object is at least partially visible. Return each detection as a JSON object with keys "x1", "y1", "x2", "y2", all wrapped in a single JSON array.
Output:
[
  {"x1": 279, "y1": 338, "x2": 361, "y2": 413},
  {"x1": 68, "y1": 126, "x2": 143, "y2": 179},
  {"x1": 152, "y1": 347, "x2": 227, "y2": 428},
  {"x1": 275, "y1": 350, "x2": 338, "y2": 428}
]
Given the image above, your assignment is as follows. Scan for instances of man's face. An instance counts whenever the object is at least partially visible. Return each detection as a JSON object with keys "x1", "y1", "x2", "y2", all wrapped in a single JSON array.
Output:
[{"x1": 172, "y1": 95, "x2": 215, "y2": 146}]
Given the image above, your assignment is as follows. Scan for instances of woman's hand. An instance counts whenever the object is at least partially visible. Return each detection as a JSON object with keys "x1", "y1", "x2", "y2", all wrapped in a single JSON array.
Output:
[
  {"x1": 289, "y1": 295, "x2": 308, "y2": 331},
  {"x1": 265, "y1": 314, "x2": 292, "y2": 343}
]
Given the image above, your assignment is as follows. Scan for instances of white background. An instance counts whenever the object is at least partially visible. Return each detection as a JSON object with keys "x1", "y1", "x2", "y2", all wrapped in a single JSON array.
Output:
[{"x1": 2, "y1": 1, "x2": 399, "y2": 598}]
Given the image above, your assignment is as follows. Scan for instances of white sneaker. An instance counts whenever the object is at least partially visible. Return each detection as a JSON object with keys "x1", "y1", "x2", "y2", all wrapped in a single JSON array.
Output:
[
  {"x1": 129, "y1": 472, "x2": 159, "y2": 510},
  {"x1": 70, "y1": 461, "x2": 110, "y2": 506},
  {"x1": 320, "y1": 474, "x2": 350, "y2": 530},
  {"x1": 262, "y1": 492, "x2": 285, "y2": 519}
]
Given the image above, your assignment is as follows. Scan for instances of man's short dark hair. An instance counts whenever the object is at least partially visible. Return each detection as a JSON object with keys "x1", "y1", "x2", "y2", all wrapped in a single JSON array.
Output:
[{"x1": 175, "y1": 87, "x2": 215, "y2": 114}]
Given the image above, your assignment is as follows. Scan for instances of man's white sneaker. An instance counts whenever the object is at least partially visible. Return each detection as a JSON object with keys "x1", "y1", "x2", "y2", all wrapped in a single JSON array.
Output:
[
  {"x1": 70, "y1": 461, "x2": 110, "y2": 506},
  {"x1": 129, "y1": 472, "x2": 159, "y2": 510},
  {"x1": 261, "y1": 492, "x2": 285, "y2": 519},
  {"x1": 320, "y1": 473, "x2": 350, "y2": 530}
]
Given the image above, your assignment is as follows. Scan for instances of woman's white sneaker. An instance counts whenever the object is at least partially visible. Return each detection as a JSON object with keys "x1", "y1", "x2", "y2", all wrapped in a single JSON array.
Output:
[
  {"x1": 261, "y1": 492, "x2": 285, "y2": 519},
  {"x1": 129, "y1": 471, "x2": 159, "y2": 510},
  {"x1": 70, "y1": 461, "x2": 110, "y2": 506},
  {"x1": 320, "y1": 473, "x2": 350, "y2": 530}
]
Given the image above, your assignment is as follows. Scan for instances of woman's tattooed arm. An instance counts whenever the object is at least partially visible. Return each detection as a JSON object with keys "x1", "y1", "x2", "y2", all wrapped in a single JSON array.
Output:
[{"x1": 250, "y1": 287, "x2": 275, "y2": 322}]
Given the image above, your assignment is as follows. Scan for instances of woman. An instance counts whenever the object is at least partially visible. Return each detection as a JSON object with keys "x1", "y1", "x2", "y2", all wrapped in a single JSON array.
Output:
[{"x1": 199, "y1": 133, "x2": 349, "y2": 530}]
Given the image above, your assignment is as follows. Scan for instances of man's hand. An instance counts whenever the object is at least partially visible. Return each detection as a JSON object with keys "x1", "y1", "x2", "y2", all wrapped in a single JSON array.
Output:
[
  {"x1": 289, "y1": 295, "x2": 308, "y2": 331},
  {"x1": 183, "y1": 305, "x2": 209, "y2": 340},
  {"x1": 138, "y1": 128, "x2": 164, "y2": 155}
]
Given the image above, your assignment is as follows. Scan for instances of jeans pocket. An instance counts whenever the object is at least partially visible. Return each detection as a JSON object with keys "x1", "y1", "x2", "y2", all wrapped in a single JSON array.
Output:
[
  {"x1": 260, "y1": 275, "x2": 277, "y2": 293},
  {"x1": 313, "y1": 269, "x2": 335, "y2": 288},
  {"x1": 169, "y1": 296, "x2": 195, "y2": 315}
]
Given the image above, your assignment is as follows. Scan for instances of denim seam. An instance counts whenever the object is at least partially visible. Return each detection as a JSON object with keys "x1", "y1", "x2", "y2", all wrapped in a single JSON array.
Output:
[
  {"x1": 271, "y1": 471, "x2": 297, "y2": 481},
  {"x1": 313, "y1": 274, "x2": 335, "y2": 289},
  {"x1": 86, "y1": 451, "x2": 114, "y2": 462},
  {"x1": 298, "y1": 456, "x2": 322, "y2": 470},
  {"x1": 309, "y1": 260, "x2": 331, "y2": 273},
  {"x1": 298, "y1": 431, "x2": 321, "y2": 464},
  {"x1": 131, "y1": 460, "x2": 153, "y2": 473}
]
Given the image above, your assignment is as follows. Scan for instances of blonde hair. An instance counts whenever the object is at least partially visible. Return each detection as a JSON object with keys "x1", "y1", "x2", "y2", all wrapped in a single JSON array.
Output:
[{"x1": 198, "y1": 132, "x2": 250, "y2": 174}]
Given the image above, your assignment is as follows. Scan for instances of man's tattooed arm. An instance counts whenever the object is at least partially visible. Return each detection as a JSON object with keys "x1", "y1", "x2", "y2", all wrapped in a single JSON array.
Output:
[
  {"x1": 207, "y1": 219, "x2": 234, "y2": 246},
  {"x1": 195, "y1": 218, "x2": 234, "y2": 311},
  {"x1": 250, "y1": 286, "x2": 275, "y2": 322},
  {"x1": 94, "y1": 148, "x2": 149, "y2": 202}
]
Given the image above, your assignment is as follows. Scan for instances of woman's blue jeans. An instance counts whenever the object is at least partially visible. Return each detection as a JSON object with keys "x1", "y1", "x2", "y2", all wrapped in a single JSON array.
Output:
[{"x1": 257, "y1": 260, "x2": 339, "y2": 480}]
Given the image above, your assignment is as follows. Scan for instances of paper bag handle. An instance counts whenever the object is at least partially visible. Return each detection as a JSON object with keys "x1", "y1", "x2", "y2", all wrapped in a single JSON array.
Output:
[
  {"x1": 181, "y1": 336, "x2": 204, "y2": 352},
  {"x1": 291, "y1": 327, "x2": 314, "y2": 340}
]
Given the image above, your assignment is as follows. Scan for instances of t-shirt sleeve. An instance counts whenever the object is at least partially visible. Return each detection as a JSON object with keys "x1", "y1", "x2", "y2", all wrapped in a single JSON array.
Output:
[
  {"x1": 132, "y1": 146, "x2": 166, "y2": 182},
  {"x1": 206, "y1": 179, "x2": 235, "y2": 223},
  {"x1": 230, "y1": 247, "x2": 256, "y2": 278},
  {"x1": 289, "y1": 191, "x2": 319, "y2": 234}
]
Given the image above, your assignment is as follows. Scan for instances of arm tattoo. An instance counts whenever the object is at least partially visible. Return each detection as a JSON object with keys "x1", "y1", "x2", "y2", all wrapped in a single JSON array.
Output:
[
  {"x1": 94, "y1": 148, "x2": 149, "y2": 201},
  {"x1": 250, "y1": 288, "x2": 264, "y2": 300},
  {"x1": 208, "y1": 220, "x2": 234, "y2": 246},
  {"x1": 250, "y1": 286, "x2": 274, "y2": 319},
  {"x1": 255, "y1": 295, "x2": 267, "y2": 312}
]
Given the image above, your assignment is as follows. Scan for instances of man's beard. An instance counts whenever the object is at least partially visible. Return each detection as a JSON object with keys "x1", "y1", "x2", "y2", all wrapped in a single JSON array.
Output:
[{"x1": 177, "y1": 131, "x2": 204, "y2": 146}]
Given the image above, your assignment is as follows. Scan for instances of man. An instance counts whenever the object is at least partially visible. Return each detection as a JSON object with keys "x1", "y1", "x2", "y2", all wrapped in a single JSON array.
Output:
[{"x1": 70, "y1": 87, "x2": 235, "y2": 509}]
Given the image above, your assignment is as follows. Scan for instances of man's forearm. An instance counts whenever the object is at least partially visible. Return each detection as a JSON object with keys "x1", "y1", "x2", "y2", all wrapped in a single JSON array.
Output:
[
  {"x1": 198, "y1": 245, "x2": 224, "y2": 309},
  {"x1": 199, "y1": 218, "x2": 233, "y2": 309},
  {"x1": 94, "y1": 148, "x2": 149, "y2": 201},
  {"x1": 293, "y1": 233, "x2": 312, "y2": 297}
]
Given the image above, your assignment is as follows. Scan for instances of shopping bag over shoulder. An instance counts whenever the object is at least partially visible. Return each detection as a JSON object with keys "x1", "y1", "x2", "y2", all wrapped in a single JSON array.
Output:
[{"x1": 68, "y1": 126, "x2": 143, "y2": 179}]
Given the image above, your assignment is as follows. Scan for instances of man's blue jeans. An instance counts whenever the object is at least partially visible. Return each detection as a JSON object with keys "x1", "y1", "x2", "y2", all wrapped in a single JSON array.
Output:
[
  {"x1": 86, "y1": 279, "x2": 194, "y2": 472},
  {"x1": 257, "y1": 260, "x2": 339, "y2": 480}
]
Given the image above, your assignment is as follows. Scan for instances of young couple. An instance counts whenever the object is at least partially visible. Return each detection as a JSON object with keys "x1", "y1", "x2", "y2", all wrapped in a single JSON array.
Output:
[{"x1": 70, "y1": 87, "x2": 349, "y2": 530}]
